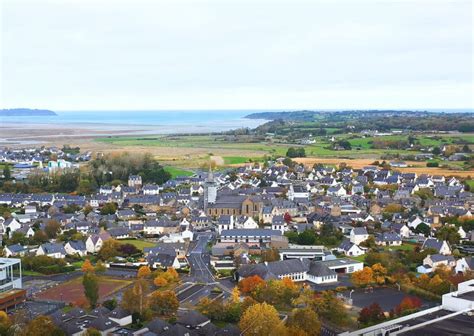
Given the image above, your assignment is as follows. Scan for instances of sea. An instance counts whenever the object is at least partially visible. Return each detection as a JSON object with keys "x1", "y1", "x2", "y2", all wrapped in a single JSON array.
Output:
[{"x1": 0, "y1": 110, "x2": 270, "y2": 134}]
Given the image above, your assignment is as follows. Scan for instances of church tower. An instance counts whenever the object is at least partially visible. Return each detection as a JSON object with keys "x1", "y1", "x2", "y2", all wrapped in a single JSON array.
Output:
[{"x1": 204, "y1": 165, "x2": 217, "y2": 212}]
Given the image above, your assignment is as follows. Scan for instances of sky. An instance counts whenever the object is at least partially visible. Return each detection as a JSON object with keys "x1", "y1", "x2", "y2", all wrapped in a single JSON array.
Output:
[{"x1": 0, "y1": 0, "x2": 473, "y2": 111}]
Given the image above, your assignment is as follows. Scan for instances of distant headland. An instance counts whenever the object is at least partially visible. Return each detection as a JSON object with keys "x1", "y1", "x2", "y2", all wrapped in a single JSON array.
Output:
[{"x1": 0, "y1": 108, "x2": 57, "y2": 116}]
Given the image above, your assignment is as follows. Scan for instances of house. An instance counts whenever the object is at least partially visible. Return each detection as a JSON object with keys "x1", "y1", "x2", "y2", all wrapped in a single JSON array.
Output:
[
  {"x1": 37, "y1": 242, "x2": 66, "y2": 258},
  {"x1": 422, "y1": 238, "x2": 451, "y2": 255},
  {"x1": 4, "y1": 244, "x2": 28, "y2": 257},
  {"x1": 375, "y1": 232, "x2": 402, "y2": 246},
  {"x1": 392, "y1": 223, "x2": 411, "y2": 238},
  {"x1": 350, "y1": 227, "x2": 369, "y2": 245},
  {"x1": 235, "y1": 216, "x2": 258, "y2": 229},
  {"x1": 107, "y1": 227, "x2": 130, "y2": 240},
  {"x1": 337, "y1": 238, "x2": 365, "y2": 257},
  {"x1": 219, "y1": 229, "x2": 282, "y2": 247},
  {"x1": 3, "y1": 218, "x2": 21, "y2": 234},
  {"x1": 108, "y1": 307, "x2": 132, "y2": 326},
  {"x1": 455, "y1": 257, "x2": 474, "y2": 274},
  {"x1": 86, "y1": 231, "x2": 112, "y2": 253},
  {"x1": 143, "y1": 219, "x2": 179, "y2": 236},
  {"x1": 217, "y1": 215, "x2": 234, "y2": 234},
  {"x1": 327, "y1": 185, "x2": 347, "y2": 197},
  {"x1": 417, "y1": 254, "x2": 456, "y2": 273},
  {"x1": 128, "y1": 175, "x2": 142, "y2": 188},
  {"x1": 65, "y1": 240, "x2": 87, "y2": 257},
  {"x1": 408, "y1": 216, "x2": 424, "y2": 229},
  {"x1": 271, "y1": 215, "x2": 288, "y2": 234}
]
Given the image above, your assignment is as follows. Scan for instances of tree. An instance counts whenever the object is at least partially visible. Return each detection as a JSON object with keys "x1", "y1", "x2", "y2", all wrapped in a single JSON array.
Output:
[
  {"x1": 148, "y1": 290, "x2": 179, "y2": 316},
  {"x1": 358, "y1": 303, "x2": 385, "y2": 326},
  {"x1": 45, "y1": 219, "x2": 61, "y2": 239},
  {"x1": 33, "y1": 230, "x2": 49, "y2": 244},
  {"x1": 287, "y1": 307, "x2": 320, "y2": 336},
  {"x1": 352, "y1": 267, "x2": 374, "y2": 287},
  {"x1": 337, "y1": 140, "x2": 352, "y2": 150},
  {"x1": 2, "y1": 165, "x2": 11, "y2": 180},
  {"x1": 414, "y1": 223, "x2": 431, "y2": 237},
  {"x1": 238, "y1": 275, "x2": 265, "y2": 294},
  {"x1": 297, "y1": 230, "x2": 317, "y2": 245},
  {"x1": 83, "y1": 272, "x2": 99, "y2": 308},
  {"x1": 0, "y1": 310, "x2": 11, "y2": 335},
  {"x1": 82, "y1": 259, "x2": 95, "y2": 273},
  {"x1": 231, "y1": 287, "x2": 241, "y2": 304},
  {"x1": 238, "y1": 302, "x2": 287, "y2": 336},
  {"x1": 154, "y1": 276, "x2": 168, "y2": 287},
  {"x1": 432, "y1": 146, "x2": 441, "y2": 155},
  {"x1": 22, "y1": 316, "x2": 62, "y2": 336},
  {"x1": 436, "y1": 225, "x2": 461, "y2": 245},
  {"x1": 121, "y1": 279, "x2": 148, "y2": 314},
  {"x1": 95, "y1": 260, "x2": 107, "y2": 273},
  {"x1": 103, "y1": 298, "x2": 117, "y2": 311},
  {"x1": 394, "y1": 296, "x2": 422, "y2": 316},
  {"x1": 137, "y1": 265, "x2": 151, "y2": 278},
  {"x1": 83, "y1": 328, "x2": 101, "y2": 336},
  {"x1": 371, "y1": 263, "x2": 389, "y2": 285},
  {"x1": 313, "y1": 291, "x2": 350, "y2": 325},
  {"x1": 286, "y1": 147, "x2": 306, "y2": 158},
  {"x1": 261, "y1": 248, "x2": 280, "y2": 262},
  {"x1": 100, "y1": 202, "x2": 117, "y2": 215},
  {"x1": 98, "y1": 239, "x2": 121, "y2": 261}
]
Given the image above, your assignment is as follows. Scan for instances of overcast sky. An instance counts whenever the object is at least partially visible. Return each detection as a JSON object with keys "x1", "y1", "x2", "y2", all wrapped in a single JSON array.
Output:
[{"x1": 1, "y1": 0, "x2": 472, "y2": 110}]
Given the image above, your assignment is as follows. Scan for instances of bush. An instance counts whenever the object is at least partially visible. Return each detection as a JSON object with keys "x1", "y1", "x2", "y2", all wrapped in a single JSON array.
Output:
[{"x1": 426, "y1": 161, "x2": 439, "y2": 167}]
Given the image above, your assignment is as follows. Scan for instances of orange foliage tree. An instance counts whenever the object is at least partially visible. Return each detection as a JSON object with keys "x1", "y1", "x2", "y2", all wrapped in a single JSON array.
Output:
[{"x1": 238, "y1": 275, "x2": 265, "y2": 294}]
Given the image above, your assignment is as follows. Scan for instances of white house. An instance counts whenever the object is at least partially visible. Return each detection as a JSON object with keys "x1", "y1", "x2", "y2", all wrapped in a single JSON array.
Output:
[
  {"x1": 65, "y1": 240, "x2": 87, "y2": 257},
  {"x1": 422, "y1": 238, "x2": 452, "y2": 255},
  {"x1": 350, "y1": 227, "x2": 369, "y2": 245},
  {"x1": 337, "y1": 239, "x2": 365, "y2": 257},
  {"x1": 86, "y1": 232, "x2": 112, "y2": 253},
  {"x1": 235, "y1": 216, "x2": 258, "y2": 229},
  {"x1": 36, "y1": 243, "x2": 66, "y2": 259},
  {"x1": 455, "y1": 257, "x2": 474, "y2": 274}
]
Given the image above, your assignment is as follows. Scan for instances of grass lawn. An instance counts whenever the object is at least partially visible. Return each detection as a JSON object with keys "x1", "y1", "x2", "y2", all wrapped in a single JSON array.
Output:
[
  {"x1": 466, "y1": 180, "x2": 474, "y2": 190},
  {"x1": 223, "y1": 156, "x2": 261, "y2": 164},
  {"x1": 382, "y1": 243, "x2": 417, "y2": 252},
  {"x1": 350, "y1": 255, "x2": 367, "y2": 263},
  {"x1": 163, "y1": 166, "x2": 194, "y2": 178},
  {"x1": 71, "y1": 260, "x2": 84, "y2": 269},
  {"x1": 119, "y1": 239, "x2": 156, "y2": 250}
]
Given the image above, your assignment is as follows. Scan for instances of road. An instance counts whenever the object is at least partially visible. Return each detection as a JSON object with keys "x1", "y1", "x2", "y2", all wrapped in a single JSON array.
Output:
[{"x1": 187, "y1": 233, "x2": 215, "y2": 284}]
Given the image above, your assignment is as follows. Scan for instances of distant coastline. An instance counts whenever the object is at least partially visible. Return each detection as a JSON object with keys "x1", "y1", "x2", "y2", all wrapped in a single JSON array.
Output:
[{"x1": 0, "y1": 108, "x2": 57, "y2": 116}]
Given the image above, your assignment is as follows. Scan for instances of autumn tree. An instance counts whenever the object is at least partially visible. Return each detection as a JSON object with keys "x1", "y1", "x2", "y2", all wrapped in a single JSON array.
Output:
[
  {"x1": 313, "y1": 291, "x2": 350, "y2": 326},
  {"x1": 238, "y1": 302, "x2": 287, "y2": 336},
  {"x1": 83, "y1": 272, "x2": 99, "y2": 308},
  {"x1": 261, "y1": 248, "x2": 280, "y2": 262},
  {"x1": 351, "y1": 267, "x2": 374, "y2": 287},
  {"x1": 287, "y1": 307, "x2": 321, "y2": 336},
  {"x1": 154, "y1": 276, "x2": 168, "y2": 287},
  {"x1": 137, "y1": 265, "x2": 152, "y2": 278},
  {"x1": 371, "y1": 263, "x2": 389, "y2": 285},
  {"x1": 238, "y1": 275, "x2": 265, "y2": 294},
  {"x1": 148, "y1": 290, "x2": 179, "y2": 316},
  {"x1": 98, "y1": 239, "x2": 121, "y2": 261},
  {"x1": 0, "y1": 311, "x2": 11, "y2": 335},
  {"x1": 95, "y1": 260, "x2": 107, "y2": 273},
  {"x1": 45, "y1": 219, "x2": 61, "y2": 239},
  {"x1": 358, "y1": 303, "x2": 385, "y2": 326},
  {"x1": 83, "y1": 328, "x2": 101, "y2": 336},
  {"x1": 22, "y1": 316, "x2": 62, "y2": 336},
  {"x1": 121, "y1": 279, "x2": 148, "y2": 315},
  {"x1": 394, "y1": 296, "x2": 422, "y2": 316},
  {"x1": 81, "y1": 259, "x2": 95, "y2": 273}
]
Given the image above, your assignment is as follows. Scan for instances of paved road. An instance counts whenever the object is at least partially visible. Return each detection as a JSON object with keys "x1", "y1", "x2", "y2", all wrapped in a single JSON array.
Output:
[{"x1": 187, "y1": 234, "x2": 215, "y2": 284}]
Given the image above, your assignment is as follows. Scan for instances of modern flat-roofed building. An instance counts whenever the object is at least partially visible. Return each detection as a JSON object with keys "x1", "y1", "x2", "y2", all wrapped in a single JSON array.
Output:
[{"x1": 0, "y1": 258, "x2": 25, "y2": 311}]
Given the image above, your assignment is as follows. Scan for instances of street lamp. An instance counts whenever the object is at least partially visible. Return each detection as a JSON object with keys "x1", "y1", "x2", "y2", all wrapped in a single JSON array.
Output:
[{"x1": 349, "y1": 289, "x2": 355, "y2": 299}]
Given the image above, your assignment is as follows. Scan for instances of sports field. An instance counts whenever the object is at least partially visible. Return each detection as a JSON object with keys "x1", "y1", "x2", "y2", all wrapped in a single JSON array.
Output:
[{"x1": 35, "y1": 276, "x2": 132, "y2": 305}]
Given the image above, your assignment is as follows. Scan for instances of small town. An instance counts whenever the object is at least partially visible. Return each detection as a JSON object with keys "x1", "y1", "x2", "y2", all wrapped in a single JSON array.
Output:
[{"x1": 0, "y1": 144, "x2": 472, "y2": 335}]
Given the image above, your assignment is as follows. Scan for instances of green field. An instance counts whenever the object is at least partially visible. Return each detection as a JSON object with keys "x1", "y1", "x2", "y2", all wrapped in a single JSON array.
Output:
[
  {"x1": 163, "y1": 166, "x2": 194, "y2": 178},
  {"x1": 466, "y1": 180, "x2": 474, "y2": 190},
  {"x1": 119, "y1": 239, "x2": 156, "y2": 250}
]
